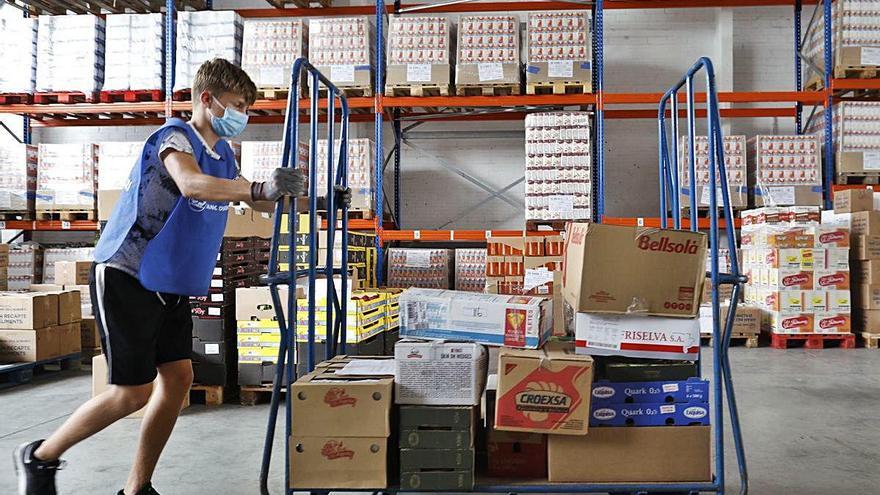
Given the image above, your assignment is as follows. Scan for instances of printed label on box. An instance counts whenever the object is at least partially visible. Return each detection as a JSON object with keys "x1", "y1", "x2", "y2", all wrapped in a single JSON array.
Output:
[
  {"x1": 330, "y1": 64, "x2": 355, "y2": 83},
  {"x1": 478, "y1": 62, "x2": 504, "y2": 82},
  {"x1": 523, "y1": 268, "x2": 554, "y2": 291},
  {"x1": 407, "y1": 63, "x2": 432, "y2": 82},
  {"x1": 699, "y1": 187, "x2": 724, "y2": 206},
  {"x1": 765, "y1": 186, "x2": 796, "y2": 205},
  {"x1": 861, "y1": 47, "x2": 880, "y2": 66},
  {"x1": 548, "y1": 60, "x2": 573, "y2": 78},
  {"x1": 864, "y1": 151, "x2": 880, "y2": 171},
  {"x1": 260, "y1": 67, "x2": 285, "y2": 86},
  {"x1": 205, "y1": 343, "x2": 220, "y2": 355},
  {"x1": 548, "y1": 195, "x2": 574, "y2": 215},
  {"x1": 405, "y1": 250, "x2": 432, "y2": 268}
]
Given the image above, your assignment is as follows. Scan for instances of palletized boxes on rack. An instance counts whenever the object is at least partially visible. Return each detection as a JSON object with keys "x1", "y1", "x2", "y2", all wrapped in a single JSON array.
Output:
[
  {"x1": 0, "y1": 17, "x2": 37, "y2": 93},
  {"x1": 103, "y1": 14, "x2": 164, "y2": 92},
  {"x1": 803, "y1": 0, "x2": 880, "y2": 77},
  {"x1": 96, "y1": 142, "x2": 140, "y2": 220},
  {"x1": 235, "y1": 285, "x2": 293, "y2": 386},
  {"x1": 454, "y1": 248, "x2": 486, "y2": 292},
  {"x1": 525, "y1": 112, "x2": 592, "y2": 222},
  {"x1": 388, "y1": 248, "x2": 453, "y2": 289},
  {"x1": 524, "y1": 12, "x2": 592, "y2": 91},
  {"x1": 36, "y1": 14, "x2": 105, "y2": 94},
  {"x1": 386, "y1": 15, "x2": 451, "y2": 93},
  {"x1": 751, "y1": 135, "x2": 823, "y2": 207},
  {"x1": 36, "y1": 144, "x2": 98, "y2": 214},
  {"x1": 399, "y1": 405, "x2": 477, "y2": 491},
  {"x1": 455, "y1": 15, "x2": 521, "y2": 92},
  {"x1": 8, "y1": 243, "x2": 42, "y2": 290},
  {"x1": 242, "y1": 19, "x2": 306, "y2": 91},
  {"x1": 174, "y1": 11, "x2": 242, "y2": 92},
  {"x1": 239, "y1": 141, "x2": 308, "y2": 183},
  {"x1": 678, "y1": 135, "x2": 748, "y2": 208},
  {"x1": 42, "y1": 248, "x2": 93, "y2": 284},
  {"x1": 316, "y1": 138, "x2": 374, "y2": 214},
  {"x1": 814, "y1": 102, "x2": 880, "y2": 176},
  {"x1": 308, "y1": 17, "x2": 374, "y2": 93},
  {"x1": 0, "y1": 143, "x2": 37, "y2": 215},
  {"x1": 399, "y1": 288, "x2": 552, "y2": 348}
]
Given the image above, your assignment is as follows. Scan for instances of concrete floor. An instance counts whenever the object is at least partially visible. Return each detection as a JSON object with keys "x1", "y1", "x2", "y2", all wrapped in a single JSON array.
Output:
[{"x1": 1, "y1": 348, "x2": 878, "y2": 494}]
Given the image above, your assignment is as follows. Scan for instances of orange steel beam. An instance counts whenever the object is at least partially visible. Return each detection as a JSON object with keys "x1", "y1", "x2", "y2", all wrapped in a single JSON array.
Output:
[
  {"x1": 0, "y1": 220, "x2": 100, "y2": 231},
  {"x1": 831, "y1": 184, "x2": 879, "y2": 193},
  {"x1": 384, "y1": 94, "x2": 597, "y2": 108},
  {"x1": 0, "y1": 101, "x2": 166, "y2": 114},
  {"x1": 605, "y1": 91, "x2": 823, "y2": 105},
  {"x1": 603, "y1": 216, "x2": 741, "y2": 229},
  {"x1": 830, "y1": 79, "x2": 880, "y2": 91},
  {"x1": 380, "y1": 229, "x2": 561, "y2": 242},
  {"x1": 607, "y1": 107, "x2": 797, "y2": 119}
]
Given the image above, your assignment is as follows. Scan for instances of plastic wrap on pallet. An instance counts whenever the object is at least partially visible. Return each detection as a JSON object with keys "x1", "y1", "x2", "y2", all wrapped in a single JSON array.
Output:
[
  {"x1": 8, "y1": 242, "x2": 42, "y2": 290},
  {"x1": 750, "y1": 135, "x2": 822, "y2": 206},
  {"x1": 455, "y1": 248, "x2": 487, "y2": 292},
  {"x1": 308, "y1": 17, "x2": 374, "y2": 90},
  {"x1": 0, "y1": 143, "x2": 37, "y2": 213},
  {"x1": 804, "y1": 0, "x2": 880, "y2": 70},
  {"x1": 103, "y1": 14, "x2": 164, "y2": 92},
  {"x1": 240, "y1": 141, "x2": 308, "y2": 183},
  {"x1": 808, "y1": 102, "x2": 880, "y2": 175},
  {"x1": 388, "y1": 248, "x2": 453, "y2": 289},
  {"x1": 677, "y1": 135, "x2": 747, "y2": 208},
  {"x1": 97, "y1": 142, "x2": 140, "y2": 191},
  {"x1": 36, "y1": 144, "x2": 98, "y2": 211},
  {"x1": 386, "y1": 15, "x2": 451, "y2": 88},
  {"x1": 0, "y1": 17, "x2": 37, "y2": 93},
  {"x1": 456, "y1": 15, "x2": 521, "y2": 87},
  {"x1": 525, "y1": 12, "x2": 591, "y2": 86},
  {"x1": 174, "y1": 11, "x2": 242, "y2": 92},
  {"x1": 525, "y1": 112, "x2": 591, "y2": 221},
  {"x1": 36, "y1": 15, "x2": 105, "y2": 94},
  {"x1": 242, "y1": 19, "x2": 306, "y2": 90},
  {"x1": 42, "y1": 247, "x2": 94, "y2": 284},
  {"x1": 315, "y1": 138, "x2": 374, "y2": 212}
]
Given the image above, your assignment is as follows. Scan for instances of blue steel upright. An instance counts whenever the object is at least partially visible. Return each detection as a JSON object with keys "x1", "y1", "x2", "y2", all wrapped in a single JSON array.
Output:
[{"x1": 257, "y1": 58, "x2": 350, "y2": 495}]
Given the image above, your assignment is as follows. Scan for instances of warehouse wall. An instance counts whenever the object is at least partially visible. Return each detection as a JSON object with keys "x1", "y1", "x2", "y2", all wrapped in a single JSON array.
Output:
[{"x1": 30, "y1": 3, "x2": 803, "y2": 229}]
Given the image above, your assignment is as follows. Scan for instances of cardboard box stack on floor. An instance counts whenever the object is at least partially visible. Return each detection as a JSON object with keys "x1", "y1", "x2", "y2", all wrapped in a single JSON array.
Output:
[
  {"x1": 0, "y1": 245, "x2": 8, "y2": 292},
  {"x1": 386, "y1": 15, "x2": 452, "y2": 92},
  {"x1": 42, "y1": 247, "x2": 94, "y2": 284},
  {"x1": 0, "y1": 142, "x2": 37, "y2": 217},
  {"x1": 235, "y1": 285, "x2": 288, "y2": 387},
  {"x1": 740, "y1": 206, "x2": 852, "y2": 336},
  {"x1": 54, "y1": 260, "x2": 97, "y2": 360},
  {"x1": 0, "y1": 291, "x2": 81, "y2": 364}
]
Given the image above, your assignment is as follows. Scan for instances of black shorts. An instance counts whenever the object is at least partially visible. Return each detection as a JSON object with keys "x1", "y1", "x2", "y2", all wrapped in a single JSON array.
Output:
[{"x1": 90, "y1": 263, "x2": 193, "y2": 386}]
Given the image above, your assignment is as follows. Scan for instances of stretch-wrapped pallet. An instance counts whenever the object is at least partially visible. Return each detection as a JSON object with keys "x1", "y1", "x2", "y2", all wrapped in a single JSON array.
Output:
[
  {"x1": 242, "y1": 19, "x2": 306, "y2": 90},
  {"x1": 309, "y1": 17, "x2": 374, "y2": 91},
  {"x1": 386, "y1": 15, "x2": 451, "y2": 89},
  {"x1": 174, "y1": 11, "x2": 242, "y2": 92},
  {"x1": 677, "y1": 135, "x2": 748, "y2": 208},
  {"x1": 103, "y1": 14, "x2": 164, "y2": 91},
  {"x1": 0, "y1": 143, "x2": 37, "y2": 213},
  {"x1": 0, "y1": 17, "x2": 37, "y2": 93},
  {"x1": 36, "y1": 14, "x2": 105, "y2": 93},
  {"x1": 37, "y1": 144, "x2": 98, "y2": 212}
]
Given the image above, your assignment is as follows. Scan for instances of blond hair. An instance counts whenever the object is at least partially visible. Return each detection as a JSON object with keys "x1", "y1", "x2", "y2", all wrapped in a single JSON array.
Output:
[{"x1": 192, "y1": 58, "x2": 257, "y2": 106}]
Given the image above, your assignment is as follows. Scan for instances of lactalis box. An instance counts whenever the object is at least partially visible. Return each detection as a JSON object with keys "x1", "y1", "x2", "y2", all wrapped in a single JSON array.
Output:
[
  {"x1": 399, "y1": 288, "x2": 552, "y2": 349},
  {"x1": 814, "y1": 312, "x2": 851, "y2": 334},
  {"x1": 851, "y1": 236, "x2": 880, "y2": 260},
  {"x1": 767, "y1": 312, "x2": 814, "y2": 334},
  {"x1": 815, "y1": 269, "x2": 850, "y2": 290},
  {"x1": 54, "y1": 261, "x2": 91, "y2": 285},
  {"x1": 850, "y1": 211, "x2": 880, "y2": 236},
  {"x1": 590, "y1": 378, "x2": 709, "y2": 405},
  {"x1": 290, "y1": 436, "x2": 388, "y2": 489},
  {"x1": 834, "y1": 188, "x2": 874, "y2": 213},
  {"x1": 494, "y1": 343, "x2": 594, "y2": 435},
  {"x1": 394, "y1": 340, "x2": 487, "y2": 406},
  {"x1": 575, "y1": 313, "x2": 700, "y2": 361},
  {"x1": 589, "y1": 401, "x2": 710, "y2": 427},
  {"x1": 547, "y1": 426, "x2": 711, "y2": 483},
  {"x1": 0, "y1": 292, "x2": 57, "y2": 329},
  {"x1": 562, "y1": 223, "x2": 707, "y2": 317},
  {"x1": 291, "y1": 371, "x2": 393, "y2": 437}
]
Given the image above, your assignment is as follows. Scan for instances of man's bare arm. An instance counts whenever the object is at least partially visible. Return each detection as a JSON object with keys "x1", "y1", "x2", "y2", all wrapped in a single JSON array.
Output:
[{"x1": 163, "y1": 151, "x2": 252, "y2": 202}]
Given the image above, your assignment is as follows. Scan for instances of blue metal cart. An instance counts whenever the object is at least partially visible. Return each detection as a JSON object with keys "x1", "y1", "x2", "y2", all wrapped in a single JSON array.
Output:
[{"x1": 260, "y1": 57, "x2": 747, "y2": 495}]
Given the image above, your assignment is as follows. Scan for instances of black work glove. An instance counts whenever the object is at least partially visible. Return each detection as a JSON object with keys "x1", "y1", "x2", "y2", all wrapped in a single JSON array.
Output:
[
  {"x1": 251, "y1": 168, "x2": 305, "y2": 202},
  {"x1": 334, "y1": 185, "x2": 352, "y2": 210}
]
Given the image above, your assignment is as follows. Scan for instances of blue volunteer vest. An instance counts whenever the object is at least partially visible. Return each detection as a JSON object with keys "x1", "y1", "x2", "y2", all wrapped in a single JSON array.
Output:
[{"x1": 94, "y1": 118, "x2": 236, "y2": 296}]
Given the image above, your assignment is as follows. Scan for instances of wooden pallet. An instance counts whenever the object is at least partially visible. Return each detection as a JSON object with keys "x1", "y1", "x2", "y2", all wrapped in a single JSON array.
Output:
[
  {"x1": 33, "y1": 92, "x2": 97, "y2": 104},
  {"x1": 770, "y1": 332, "x2": 856, "y2": 350},
  {"x1": 526, "y1": 81, "x2": 592, "y2": 95},
  {"x1": 0, "y1": 93, "x2": 33, "y2": 105},
  {"x1": 0, "y1": 211, "x2": 32, "y2": 221},
  {"x1": 98, "y1": 89, "x2": 163, "y2": 103},
  {"x1": 861, "y1": 333, "x2": 880, "y2": 349},
  {"x1": 525, "y1": 219, "x2": 570, "y2": 231},
  {"x1": 0, "y1": 353, "x2": 82, "y2": 390},
  {"x1": 836, "y1": 173, "x2": 880, "y2": 185},
  {"x1": 35, "y1": 210, "x2": 96, "y2": 221},
  {"x1": 80, "y1": 347, "x2": 102, "y2": 363},
  {"x1": 172, "y1": 89, "x2": 191, "y2": 101},
  {"x1": 384, "y1": 84, "x2": 451, "y2": 97},
  {"x1": 806, "y1": 66, "x2": 878, "y2": 91},
  {"x1": 701, "y1": 333, "x2": 759, "y2": 348},
  {"x1": 318, "y1": 86, "x2": 372, "y2": 98},
  {"x1": 256, "y1": 87, "x2": 290, "y2": 100},
  {"x1": 455, "y1": 84, "x2": 520, "y2": 97},
  {"x1": 266, "y1": 0, "x2": 330, "y2": 8},
  {"x1": 240, "y1": 385, "x2": 282, "y2": 406},
  {"x1": 189, "y1": 384, "x2": 225, "y2": 406}
]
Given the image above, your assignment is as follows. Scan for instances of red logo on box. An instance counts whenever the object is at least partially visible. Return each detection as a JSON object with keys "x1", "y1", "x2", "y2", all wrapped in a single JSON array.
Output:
[
  {"x1": 637, "y1": 235, "x2": 699, "y2": 254},
  {"x1": 324, "y1": 388, "x2": 357, "y2": 408},
  {"x1": 321, "y1": 440, "x2": 355, "y2": 460},
  {"x1": 819, "y1": 231, "x2": 846, "y2": 244},
  {"x1": 504, "y1": 309, "x2": 527, "y2": 347},
  {"x1": 782, "y1": 316, "x2": 810, "y2": 329},
  {"x1": 818, "y1": 273, "x2": 846, "y2": 287},
  {"x1": 498, "y1": 365, "x2": 588, "y2": 430},
  {"x1": 782, "y1": 273, "x2": 810, "y2": 287},
  {"x1": 819, "y1": 316, "x2": 847, "y2": 329}
]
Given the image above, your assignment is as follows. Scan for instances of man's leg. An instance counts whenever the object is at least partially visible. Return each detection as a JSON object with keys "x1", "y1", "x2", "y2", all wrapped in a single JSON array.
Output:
[
  {"x1": 123, "y1": 359, "x2": 193, "y2": 495},
  {"x1": 34, "y1": 384, "x2": 153, "y2": 462}
]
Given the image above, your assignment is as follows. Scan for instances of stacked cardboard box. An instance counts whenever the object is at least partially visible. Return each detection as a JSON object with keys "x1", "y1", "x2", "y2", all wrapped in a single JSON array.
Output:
[
  {"x1": 486, "y1": 234, "x2": 563, "y2": 296},
  {"x1": 308, "y1": 17, "x2": 373, "y2": 92},
  {"x1": 751, "y1": 135, "x2": 822, "y2": 207},
  {"x1": 375, "y1": 287, "x2": 403, "y2": 354},
  {"x1": 454, "y1": 248, "x2": 486, "y2": 292},
  {"x1": 96, "y1": 142, "x2": 140, "y2": 220},
  {"x1": 8, "y1": 243, "x2": 43, "y2": 290},
  {"x1": 0, "y1": 143, "x2": 37, "y2": 216},
  {"x1": 386, "y1": 15, "x2": 452, "y2": 91},
  {"x1": 809, "y1": 101, "x2": 880, "y2": 176},
  {"x1": 42, "y1": 248, "x2": 94, "y2": 284},
  {"x1": 55, "y1": 260, "x2": 97, "y2": 360},
  {"x1": 804, "y1": 0, "x2": 880, "y2": 74},
  {"x1": 456, "y1": 15, "x2": 520, "y2": 89},
  {"x1": 740, "y1": 206, "x2": 852, "y2": 335},
  {"x1": 103, "y1": 14, "x2": 164, "y2": 91},
  {"x1": 235, "y1": 285, "x2": 289, "y2": 387},
  {"x1": 36, "y1": 15, "x2": 105, "y2": 93},
  {"x1": 36, "y1": 144, "x2": 98, "y2": 214},
  {"x1": 524, "y1": 12, "x2": 592, "y2": 89},
  {"x1": 284, "y1": 218, "x2": 378, "y2": 289},
  {"x1": 315, "y1": 138, "x2": 374, "y2": 214},
  {"x1": 588, "y1": 378, "x2": 709, "y2": 427},
  {"x1": 290, "y1": 361, "x2": 393, "y2": 489},
  {"x1": 388, "y1": 248, "x2": 453, "y2": 289},
  {"x1": 0, "y1": 292, "x2": 81, "y2": 363},
  {"x1": 174, "y1": 11, "x2": 242, "y2": 92},
  {"x1": 0, "y1": 17, "x2": 37, "y2": 93},
  {"x1": 678, "y1": 135, "x2": 748, "y2": 208},
  {"x1": 399, "y1": 405, "x2": 477, "y2": 490},
  {"x1": 525, "y1": 112, "x2": 592, "y2": 222},
  {"x1": 242, "y1": 19, "x2": 306, "y2": 90}
]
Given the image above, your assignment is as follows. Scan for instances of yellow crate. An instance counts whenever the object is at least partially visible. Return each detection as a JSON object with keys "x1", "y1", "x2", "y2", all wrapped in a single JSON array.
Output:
[
  {"x1": 236, "y1": 320, "x2": 280, "y2": 334},
  {"x1": 237, "y1": 333, "x2": 282, "y2": 344},
  {"x1": 294, "y1": 315, "x2": 388, "y2": 343}
]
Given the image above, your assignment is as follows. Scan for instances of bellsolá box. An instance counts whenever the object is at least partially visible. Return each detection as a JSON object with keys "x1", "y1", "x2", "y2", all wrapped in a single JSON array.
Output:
[{"x1": 562, "y1": 223, "x2": 707, "y2": 318}]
